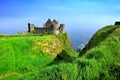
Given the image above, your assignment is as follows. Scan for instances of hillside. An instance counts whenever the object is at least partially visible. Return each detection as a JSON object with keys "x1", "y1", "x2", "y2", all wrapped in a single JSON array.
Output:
[
  {"x1": 15, "y1": 25, "x2": 120, "y2": 80},
  {"x1": 0, "y1": 33, "x2": 78, "y2": 80},
  {"x1": 0, "y1": 25, "x2": 120, "y2": 80},
  {"x1": 79, "y1": 25, "x2": 120, "y2": 79}
]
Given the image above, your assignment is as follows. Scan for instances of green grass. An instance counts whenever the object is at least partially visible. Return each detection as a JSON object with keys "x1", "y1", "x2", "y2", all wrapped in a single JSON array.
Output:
[
  {"x1": 80, "y1": 25, "x2": 118, "y2": 55},
  {"x1": 80, "y1": 25, "x2": 120, "y2": 79},
  {"x1": 0, "y1": 35, "x2": 55, "y2": 74},
  {"x1": 1, "y1": 25, "x2": 120, "y2": 80},
  {"x1": 18, "y1": 25, "x2": 120, "y2": 80},
  {"x1": 0, "y1": 34, "x2": 78, "y2": 80}
]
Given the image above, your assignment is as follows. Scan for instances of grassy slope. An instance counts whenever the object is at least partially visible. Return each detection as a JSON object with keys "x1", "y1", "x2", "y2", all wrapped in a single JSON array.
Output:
[
  {"x1": 79, "y1": 25, "x2": 120, "y2": 79},
  {"x1": 0, "y1": 34, "x2": 78, "y2": 80},
  {"x1": 1, "y1": 25, "x2": 120, "y2": 80},
  {"x1": 81, "y1": 25, "x2": 120, "y2": 64},
  {"x1": 80, "y1": 25, "x2": 117, "y2": 55},
  {"x1": 18, "y1": 25, "x2": 120, "y2": 80}
]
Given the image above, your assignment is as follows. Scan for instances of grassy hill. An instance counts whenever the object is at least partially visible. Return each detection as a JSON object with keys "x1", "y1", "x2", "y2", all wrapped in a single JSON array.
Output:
[
  {"x1": 78, "y1": 25, "x2": 120, "y2": 79},
  {"x1": 0, "y1": 25, "x2": 120, "y2": 80},
  {"x1": 0, "y1": 33, "x2": 78, "y2": 80}
]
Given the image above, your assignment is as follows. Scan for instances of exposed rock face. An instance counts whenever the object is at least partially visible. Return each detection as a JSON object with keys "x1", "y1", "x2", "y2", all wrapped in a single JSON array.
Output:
[{"x1": 28, "y1": 19, "x2": 66, "y2": 35}]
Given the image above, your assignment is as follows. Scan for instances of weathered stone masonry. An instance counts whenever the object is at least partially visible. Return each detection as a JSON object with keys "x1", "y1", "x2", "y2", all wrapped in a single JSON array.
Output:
[{"x1": 28, "y1": 19, "x2": 66, "y2": 35}]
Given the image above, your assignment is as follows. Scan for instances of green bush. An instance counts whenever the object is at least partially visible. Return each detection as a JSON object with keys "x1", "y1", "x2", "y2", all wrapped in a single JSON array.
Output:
[{"x1": 19, "y1": 63, "x2": 78, "y2": 80}]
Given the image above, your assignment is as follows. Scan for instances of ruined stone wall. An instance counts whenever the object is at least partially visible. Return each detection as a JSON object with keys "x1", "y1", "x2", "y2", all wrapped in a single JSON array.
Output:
[
  {"x1": 28, "y1": 23, "x2": 35, "y2": 33},
  {"x1": 34, "y1": 27, "x2": 47, "y2": 33},
  {"x1": 60, "y1": 24, "x2": 66, "y2": 33},
  {"x1": 51, "y1": 23, "x2": 59, "y2": 35},
  {"x1": 27, "y1": 19, "x2": 65, "y2": 35},
  {"x1": 45, "y1": 19, "x2": 52, "y2": 28},
  {"x1": 34, "y1": 27, "x2": 54, "y2": 34}
]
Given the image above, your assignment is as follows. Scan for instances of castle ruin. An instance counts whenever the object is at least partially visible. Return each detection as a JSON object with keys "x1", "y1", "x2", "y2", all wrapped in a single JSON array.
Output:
[{"x1": 28, "y1": 19, "x2": 66, "y2": 35}]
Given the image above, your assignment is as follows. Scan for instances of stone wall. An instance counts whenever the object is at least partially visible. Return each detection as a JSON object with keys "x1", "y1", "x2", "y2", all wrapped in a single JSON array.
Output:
[
  {"x1": 60, "y1": 24, "x2": 66, "y2": 33},
  {"x1": 28, "y1": 23, "x2": 35, "y2": 33},
  {"x1": 27, "y1": 19, "x2": 66, "y2": 35},
  {"x1": 115, "y1": 21, "x2": 120, "y2": 25}
]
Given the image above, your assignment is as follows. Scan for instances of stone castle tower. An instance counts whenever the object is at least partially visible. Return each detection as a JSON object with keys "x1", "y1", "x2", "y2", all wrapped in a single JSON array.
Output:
[
  {"x1": 28, "y1": 19, "x2": 66, "y2": 35},
  {"x1": 28, "y1": 23, "x2": 35, "y2": 33},
  {"x1": 60, "y1": 24, "x2": 66, "y2": 33}
]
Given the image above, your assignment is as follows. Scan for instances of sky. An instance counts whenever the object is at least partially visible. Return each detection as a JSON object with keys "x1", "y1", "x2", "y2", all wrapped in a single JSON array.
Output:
[
  {"x1": 0, "y1": 0, "x2": 120, "y2": 33},
  {"x1": 0, "y1": 0, "x2": 120, "y2": 48}
]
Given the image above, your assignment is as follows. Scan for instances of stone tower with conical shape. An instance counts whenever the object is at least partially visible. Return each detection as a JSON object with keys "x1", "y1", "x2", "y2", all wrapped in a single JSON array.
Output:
[
  {"x1": 28, "y1": 23, "x2": 35, "y2": 33},
  {"x1": 60, "y1": 24, "x2": 66, "y2": 33}
]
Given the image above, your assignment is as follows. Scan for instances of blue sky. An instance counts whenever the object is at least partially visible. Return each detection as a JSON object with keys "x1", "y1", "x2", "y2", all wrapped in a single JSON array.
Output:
[{"x1": 0, "y1": 0, "x2": 120, "y2": 34}]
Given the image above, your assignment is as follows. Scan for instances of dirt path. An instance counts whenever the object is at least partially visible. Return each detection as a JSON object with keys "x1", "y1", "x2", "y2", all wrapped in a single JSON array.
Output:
[{"x1": 0, "y1": 72, "x2": 19, "y2": 79}]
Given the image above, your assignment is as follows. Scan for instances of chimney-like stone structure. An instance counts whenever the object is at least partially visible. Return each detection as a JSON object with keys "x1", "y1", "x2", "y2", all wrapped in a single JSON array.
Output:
[
  {"x1": 45, "y1": 19, "x2": 52, "y2": 28},
  {"x1": 28, "y1": 23, "x2": 35, "y2": 33},
  {"x1": 60, "y1": 24, "x2": 66, "y2": 33}
]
